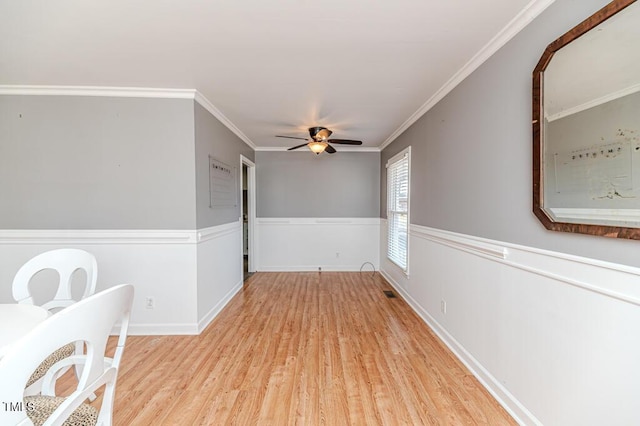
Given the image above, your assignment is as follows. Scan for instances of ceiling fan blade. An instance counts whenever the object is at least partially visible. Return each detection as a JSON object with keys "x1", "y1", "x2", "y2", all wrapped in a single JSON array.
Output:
[
  {"x1": 287, "y1": 143, "x2": 309, "y2": 151},
  {"x1": 325, "y1": 144, "x2": 337, "y2": 154},
  {"x1": 327, "y1": 139, "x2": 362, "y2": 145},
  {"x1": 276, "y1": 135, "x2": 308, "y2": 141}
]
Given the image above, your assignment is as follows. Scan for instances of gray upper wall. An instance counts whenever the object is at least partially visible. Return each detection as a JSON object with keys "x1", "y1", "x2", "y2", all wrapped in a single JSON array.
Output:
[
  {"x1": 194, "y1": 102, "x2": 254, "y2": 228},
  {"x1": 381, "y1": 0, "x2": 640, "y2": 268},
  {"x1": 257, "y1": 151, "x2": 379, "y2": 218},
  {"x1": 0, "y1": 95, "x2": 197, "y2": 229}
]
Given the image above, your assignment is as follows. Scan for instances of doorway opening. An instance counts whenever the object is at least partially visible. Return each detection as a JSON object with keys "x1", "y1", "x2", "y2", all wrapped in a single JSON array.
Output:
[{"x1": 241, "y1": 156, "x2": 256, "y2": 281}]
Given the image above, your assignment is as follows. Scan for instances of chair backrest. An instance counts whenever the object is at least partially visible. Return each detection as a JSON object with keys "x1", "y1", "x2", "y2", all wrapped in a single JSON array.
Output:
[
  {"x1": 12, "y1": 249, "x2": 98, "y2": 311},
  {"x1": 0, "y1": 284, "x2": 134, "y2": 426}
]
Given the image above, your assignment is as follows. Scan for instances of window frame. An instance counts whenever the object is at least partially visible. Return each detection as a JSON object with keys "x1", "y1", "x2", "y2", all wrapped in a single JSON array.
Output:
[{"x1": 386, "y1": 146, "x2": 411, "y2": 274}]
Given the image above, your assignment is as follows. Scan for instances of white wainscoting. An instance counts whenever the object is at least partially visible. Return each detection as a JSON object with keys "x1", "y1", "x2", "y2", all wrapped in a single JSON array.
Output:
[
  {"x1": 0, "y1": 222, "x2": 243, "y2": 335},
  {"x1": 379, "y1": 220, "x2": 640, "y2": 426},
  {"x1": 196, "y1": 220, "x2": 243, "y2": 333},
  {"x1": 256, "y1": 217, "x2": 380, "y2": 272}
]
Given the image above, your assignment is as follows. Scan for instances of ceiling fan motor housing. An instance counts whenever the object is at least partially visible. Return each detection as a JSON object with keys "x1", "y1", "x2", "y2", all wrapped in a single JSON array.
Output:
[{"x1": 309, "y1": 126, "x2": 332, "y2": 141}]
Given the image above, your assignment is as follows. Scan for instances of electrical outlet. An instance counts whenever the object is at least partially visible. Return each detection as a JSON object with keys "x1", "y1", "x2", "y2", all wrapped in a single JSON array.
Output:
[
  {"x1": 145, "y1": 297, "x2": 155, "y2": 309},
  {"x1": 440, "y1": 299, "x2": 447, "y2": 315},
  {"x1": 318, "y1": 267, "x2": 322, "y2": 272}
]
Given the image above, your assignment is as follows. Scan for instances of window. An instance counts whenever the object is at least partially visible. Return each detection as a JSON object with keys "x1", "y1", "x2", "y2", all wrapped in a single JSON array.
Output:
[{"x1": 387, "y1": 146, "x2": 410, "y2": 271}]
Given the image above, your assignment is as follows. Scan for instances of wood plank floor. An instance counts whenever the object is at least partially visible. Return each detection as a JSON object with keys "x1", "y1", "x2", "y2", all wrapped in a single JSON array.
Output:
[{"x1": 62, "y1": 272, "x2": 516, "y2": 425}]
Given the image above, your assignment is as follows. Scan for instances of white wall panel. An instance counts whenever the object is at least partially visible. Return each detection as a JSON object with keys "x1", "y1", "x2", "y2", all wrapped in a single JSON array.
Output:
[
  {"x1": 196, "y1": 220, "x2": 243, "y2": 332},
  {"x1": 256, "y1": 218, "x2": 380, "y2": 271},
  {"x1": 380, "y1": 224, "x2": 640, "y2": 425}
]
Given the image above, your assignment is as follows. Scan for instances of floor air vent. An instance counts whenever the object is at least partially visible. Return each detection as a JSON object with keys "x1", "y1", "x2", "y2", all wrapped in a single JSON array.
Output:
[{"x1": 383, "y1": 290, "x2": 397, "y2": 298}]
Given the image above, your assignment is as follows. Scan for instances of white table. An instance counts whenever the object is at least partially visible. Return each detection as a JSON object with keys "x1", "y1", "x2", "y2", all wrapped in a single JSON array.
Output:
[{"x1": 0, "y1": 304, "x2": 50, "y2": 358}]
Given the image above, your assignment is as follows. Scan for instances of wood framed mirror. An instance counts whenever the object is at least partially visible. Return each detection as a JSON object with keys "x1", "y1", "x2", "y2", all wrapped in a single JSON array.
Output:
[{"x1": 533, "y1": 0, "x2": 640, "y2": 239}]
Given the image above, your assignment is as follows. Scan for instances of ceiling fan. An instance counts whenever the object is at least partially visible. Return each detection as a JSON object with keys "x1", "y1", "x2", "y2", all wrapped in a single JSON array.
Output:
[{"x1": 276, "y1": 127, "x2": 363, "y2": 154}]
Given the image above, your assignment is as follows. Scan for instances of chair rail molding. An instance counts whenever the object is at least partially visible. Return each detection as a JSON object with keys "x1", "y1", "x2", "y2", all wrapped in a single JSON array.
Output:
[{"x1": 0, "y1": 229, "x2": 197, "y2": 245}]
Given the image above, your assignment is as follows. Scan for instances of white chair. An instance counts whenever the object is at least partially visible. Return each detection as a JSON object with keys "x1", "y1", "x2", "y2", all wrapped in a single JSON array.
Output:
[
  {"x1": 12, "y1": 249, "x2": 98, "y2": 395},
  {"x1": 12, "y1": 248, "x2": 98, "y2": 310},
  {"x1": 0, "y1": 284, "x2": 134, "y2": 426}
]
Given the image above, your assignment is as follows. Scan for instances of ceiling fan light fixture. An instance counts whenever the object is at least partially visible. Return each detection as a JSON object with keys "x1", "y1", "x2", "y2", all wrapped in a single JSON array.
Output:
[
  {"x1": 280, "y1": 126, "x2": 362, "y2": 154},
  {"x1": 308, "y1": 141, "x2": 328, "y2": 154}
]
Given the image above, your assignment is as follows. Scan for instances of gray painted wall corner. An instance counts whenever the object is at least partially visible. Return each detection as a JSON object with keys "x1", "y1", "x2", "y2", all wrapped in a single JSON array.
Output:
[{"x1": 194, "y1": 102, "x2": 255, "y2": 229}]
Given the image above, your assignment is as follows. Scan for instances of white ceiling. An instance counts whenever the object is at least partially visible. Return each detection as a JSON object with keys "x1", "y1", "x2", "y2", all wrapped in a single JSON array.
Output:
[{"x1": 0, "y1": 0, "x2": 552, "y2": 151}]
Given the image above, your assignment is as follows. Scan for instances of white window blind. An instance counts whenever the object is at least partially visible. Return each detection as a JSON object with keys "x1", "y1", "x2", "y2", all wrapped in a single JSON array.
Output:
[{"x1": 387, "y1": 147, "x2": 410, "y2": 271}]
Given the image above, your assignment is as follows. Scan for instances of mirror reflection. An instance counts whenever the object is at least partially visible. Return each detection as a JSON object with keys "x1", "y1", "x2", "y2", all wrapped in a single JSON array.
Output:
[{"x1": 541, "y1": 1, "x2": 640, "y2": 228}]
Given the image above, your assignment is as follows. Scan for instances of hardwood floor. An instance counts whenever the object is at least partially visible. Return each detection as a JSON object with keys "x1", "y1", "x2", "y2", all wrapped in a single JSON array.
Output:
[{"x1": 62, "y1": 272, "x2": 516, "y2": 425}]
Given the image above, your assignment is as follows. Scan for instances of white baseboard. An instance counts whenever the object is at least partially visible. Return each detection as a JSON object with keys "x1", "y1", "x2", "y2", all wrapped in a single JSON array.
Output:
[
  {"x1": 379, "y1": 268, "x2": 537, "y2": 425},
  {"x1": 258, "y1": 265, "x2": 375, "y2": 272},
  {"x1": 126, "y1": 323, "x2": 200, "y2": 336},
  {"x1": 198, "y1": 279, "x2": 243, "y2": 333}
]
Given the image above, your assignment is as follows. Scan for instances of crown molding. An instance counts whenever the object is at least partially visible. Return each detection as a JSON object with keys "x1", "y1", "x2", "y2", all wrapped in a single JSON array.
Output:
[
  {"x1": 193, "y1": 92, "x2": 256, "y2": 150},
  {"x1": 0, "y1": 85, "x2": 258, "y2": 150},
  {"x1": 0, "y1": 85, "x2": 197, "y2": 99},
  {"x1": 547, "y1": 82, "x2": 640, "y2": 122},
  {"x1": 255, "y1": 146, "x2": 380, "y2": 152},
  {"x1": 379, "y1": 0, "x2": 556, "y2": 151}
]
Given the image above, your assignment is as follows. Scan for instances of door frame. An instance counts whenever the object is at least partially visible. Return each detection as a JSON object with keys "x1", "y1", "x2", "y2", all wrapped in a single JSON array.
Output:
[{"x1": 240, "y1": 155, "x2": 256, "y2": 274}]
